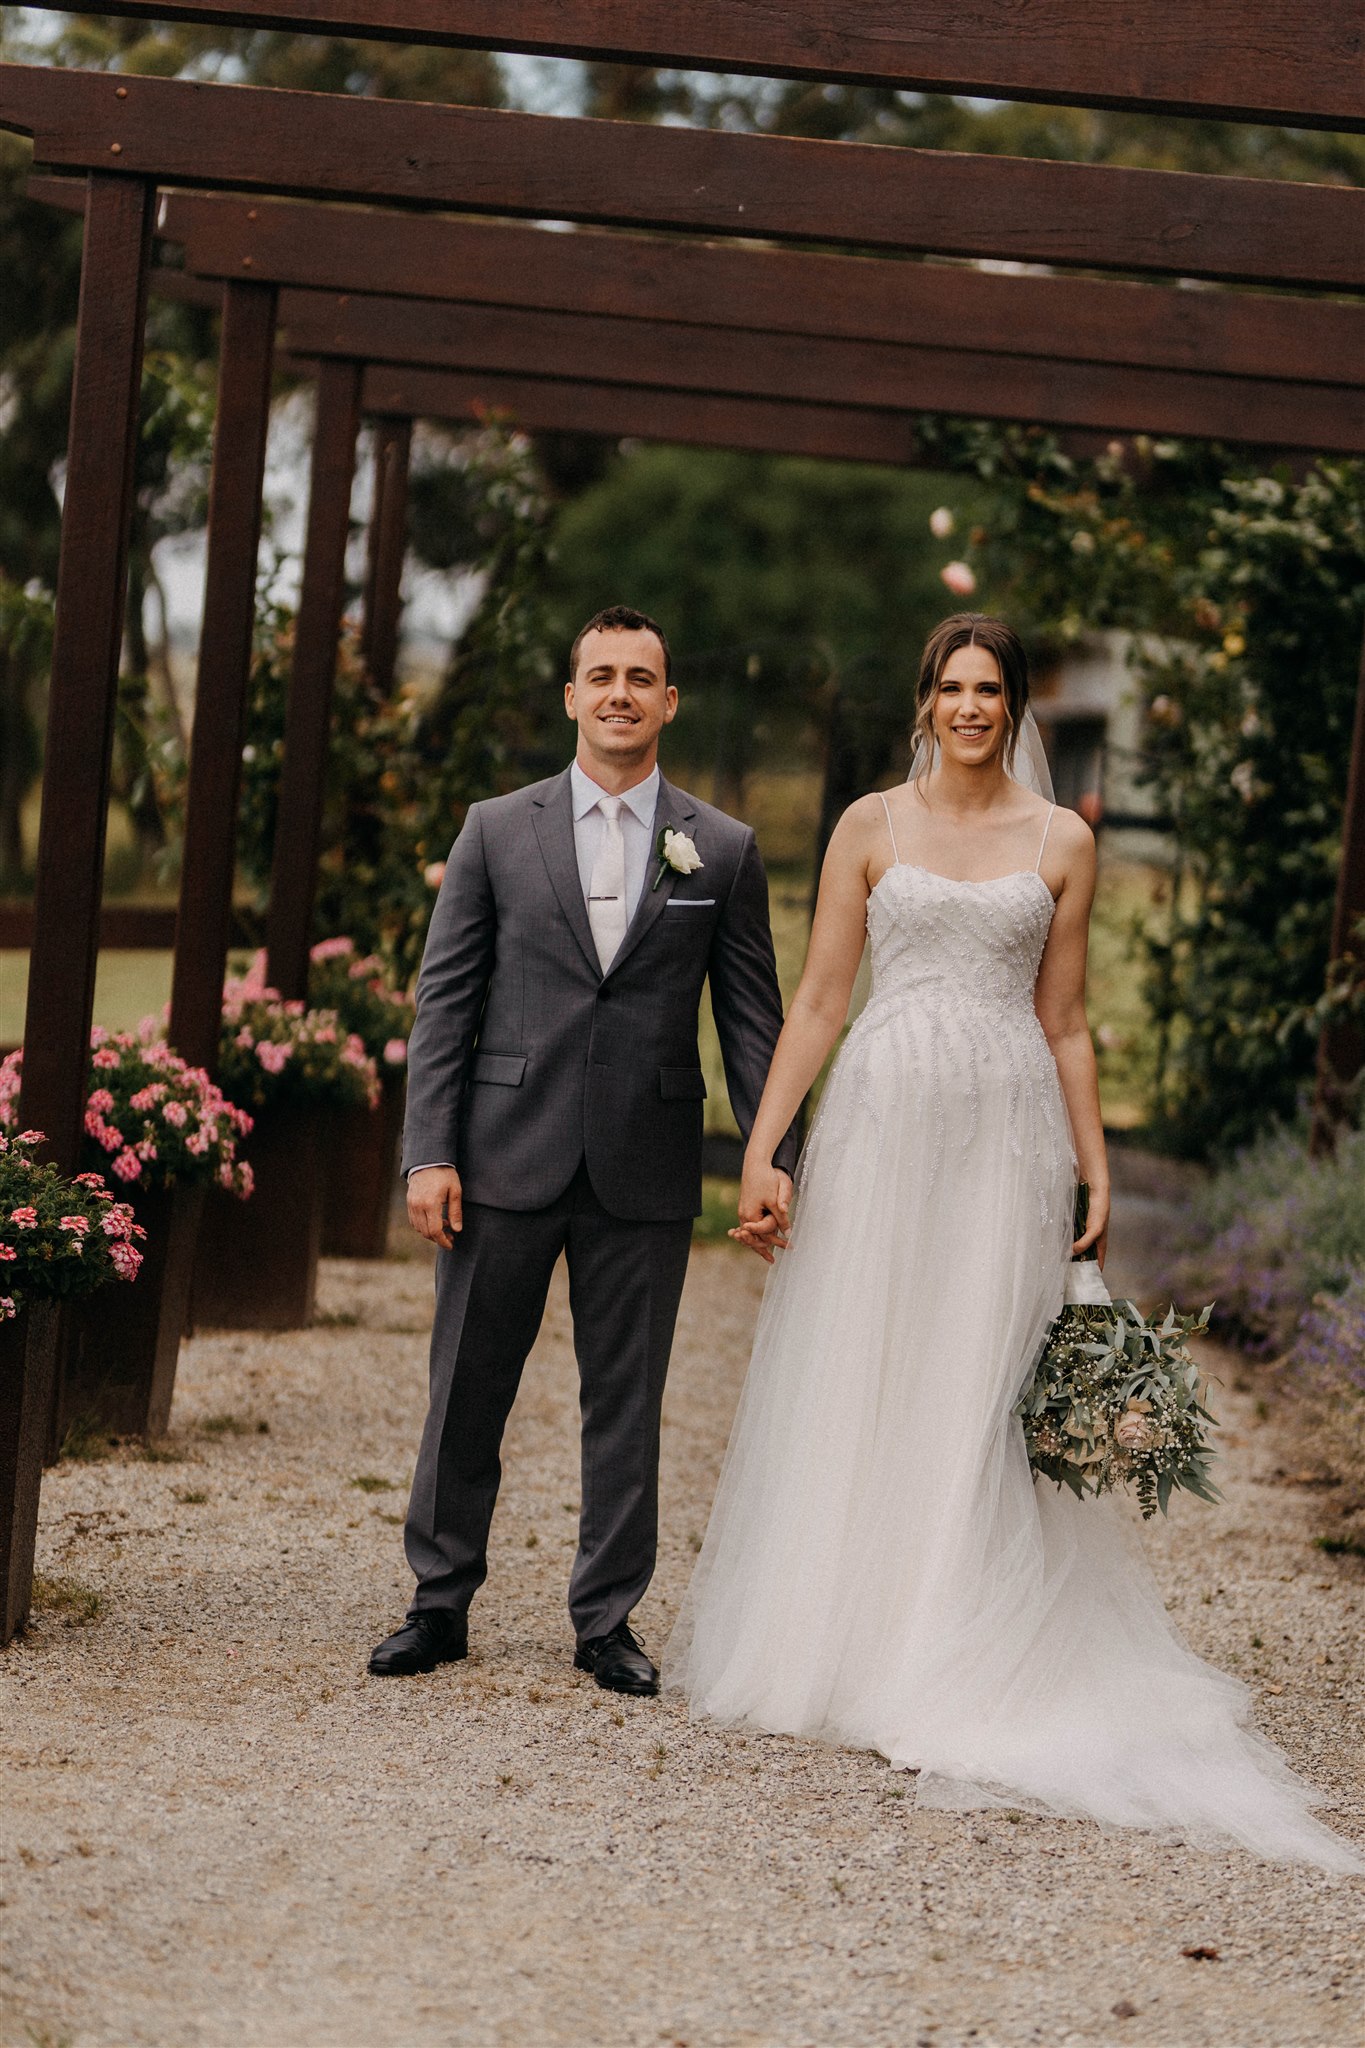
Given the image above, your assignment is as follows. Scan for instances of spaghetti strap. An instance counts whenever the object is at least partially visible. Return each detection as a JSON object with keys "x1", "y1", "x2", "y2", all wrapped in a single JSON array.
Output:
[
  {"x1": 1034, "y1": 803, "x2": 1057, "y2": 872},
  {"x1": 878, "y1": 791, "x2": 901, "y2": 865}
]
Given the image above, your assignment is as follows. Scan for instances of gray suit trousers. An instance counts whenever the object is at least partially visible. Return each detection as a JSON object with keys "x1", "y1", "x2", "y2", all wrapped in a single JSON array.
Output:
[{"x1": 405, "y1": 1162, "x2": 693, "y2": 1641}]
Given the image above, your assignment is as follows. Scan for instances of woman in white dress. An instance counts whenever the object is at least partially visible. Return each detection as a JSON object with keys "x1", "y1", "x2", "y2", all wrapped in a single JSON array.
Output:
[{"x1": 666, "y1": 613, "x2": 1361, "y2": 1872}]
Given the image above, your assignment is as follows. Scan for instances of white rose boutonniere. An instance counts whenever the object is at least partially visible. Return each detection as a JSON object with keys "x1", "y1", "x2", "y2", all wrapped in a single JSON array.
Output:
[{"x1": 652, "y1": 825, "x2": 704, "y2": 891}]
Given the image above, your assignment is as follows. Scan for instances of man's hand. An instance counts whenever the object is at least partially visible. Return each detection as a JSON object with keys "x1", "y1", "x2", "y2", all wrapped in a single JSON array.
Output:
[
  {"x1": 407, "y1": 1165, "x2": 463, "y2": 1248},
  {"x1": 729, "y1": 1162, "x2": 793, "y2": 1265}
]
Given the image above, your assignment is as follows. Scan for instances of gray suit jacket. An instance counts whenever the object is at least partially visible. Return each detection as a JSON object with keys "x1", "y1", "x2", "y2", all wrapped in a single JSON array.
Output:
[{"x1": 401, "y1": 766, "x2": 796, "y2": 1222}]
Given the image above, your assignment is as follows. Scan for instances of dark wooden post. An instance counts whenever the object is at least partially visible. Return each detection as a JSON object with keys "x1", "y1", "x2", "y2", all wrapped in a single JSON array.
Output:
[
  {"x1": 1310, "y1": 628, "x2": 1365, "y2": 1154},
  {"x1": 360, "y1": 415, "x2": 411, "y2": 697},
  {"x1": 264, "y1": 357, "x2": 362, "y2": 998},
  {"x1": 169, "y1": 278, "x2": 278, "y2": 1071},
  {"x1": 3, "y1": 172, "x2": 154, "y2": 1643}
]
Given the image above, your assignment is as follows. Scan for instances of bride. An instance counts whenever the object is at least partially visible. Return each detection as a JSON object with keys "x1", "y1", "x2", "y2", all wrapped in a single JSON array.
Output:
[{"x1": 666, "y1": 612, "x2": 1361, "y2": 1871}]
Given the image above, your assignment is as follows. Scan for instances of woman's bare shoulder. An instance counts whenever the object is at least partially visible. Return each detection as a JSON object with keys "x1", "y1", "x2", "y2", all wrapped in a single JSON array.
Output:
[{"x1": 1048, "y1": 804, "x2": 1096, "y2": 857}]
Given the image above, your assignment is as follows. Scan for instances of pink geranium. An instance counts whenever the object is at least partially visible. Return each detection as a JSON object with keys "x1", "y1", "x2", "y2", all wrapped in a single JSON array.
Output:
[
  {"x1": 162, "y1": 1100, "x2": 189, "y2": 1128},
  {"x1": 112, "y1": 1150, "x2": 144, "y2": 1183},
  {"x1": 383, "y1": 1038, "x2": 408, "y2": 1066},
  {"x1": 108, "y1": 1239, "x2": 143, "y2": 1281},
  {"x1": 91, "y1": 1046, "x2": 121, "y2": 1070},
  {"x1": 87, "y1": 1088, "x2": 115, "y2": 1115},
  {"x1": 310, "y1": 936, "x2": 354, "y2": 963},
  {"x1": 256, "y1": 1040, "x2": 293, "y2": 1075}
]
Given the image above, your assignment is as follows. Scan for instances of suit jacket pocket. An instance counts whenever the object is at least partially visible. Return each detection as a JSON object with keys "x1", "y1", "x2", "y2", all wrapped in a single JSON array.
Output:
[
  {"x1": 471, "y1": 1052, "x2": 527, "y2": 1086},
  {"x1": 659, "y1": 1066, "x2": 707, "y2": 1100}
]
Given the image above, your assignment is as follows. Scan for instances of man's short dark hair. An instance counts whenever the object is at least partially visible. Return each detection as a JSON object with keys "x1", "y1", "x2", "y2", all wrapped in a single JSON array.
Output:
[{"x1": 570, "y1": 605, "x2": 671, "y2": 685}]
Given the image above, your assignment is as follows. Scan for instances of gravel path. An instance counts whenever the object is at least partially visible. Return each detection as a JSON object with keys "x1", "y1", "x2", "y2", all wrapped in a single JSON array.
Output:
[{"x1": 2, "y1": 1203, "x2": 1362, "y2": 2048}]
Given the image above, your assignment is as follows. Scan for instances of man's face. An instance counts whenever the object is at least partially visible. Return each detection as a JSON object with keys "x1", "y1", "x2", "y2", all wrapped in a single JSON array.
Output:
[{"x1": 566, "y1": 626, "x2": 677, "y2": 774}]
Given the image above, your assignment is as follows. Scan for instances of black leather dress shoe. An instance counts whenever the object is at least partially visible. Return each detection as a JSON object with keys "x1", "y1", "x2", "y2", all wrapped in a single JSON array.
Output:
[
  {"x1": 368, "y1": 1609, "x2": 468, "y2": 1677},
  {"x1": 573, "y1": 1620, "x2": 659, "y2": 1696}
]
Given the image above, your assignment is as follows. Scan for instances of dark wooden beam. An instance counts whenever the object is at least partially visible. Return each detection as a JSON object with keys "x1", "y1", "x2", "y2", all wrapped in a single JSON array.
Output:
[
  {"x1": 283, "y1": 293, "x2": 1365, "y2": 454},
  {"x1": 3, "y1": 64, "x2": 1362, "y2": 289},
  {"x1": 360, "y1": 361, "x2": 1124, "y2": 466},
  {"x1": 169, "y1": 278, "x2": 278, "y2": 1074},
  {"x1": 4, "y1": 172, "x2": 155, "y2": 1646},
  {"x1": 18, "y1": 175, "x2": 155, "y2": 1167},
  {"x1": 0, "y1": 905, "x2": 255, "y2": 951},
  {"x1": 160, "y1": 193, "x2": 1365, "y2": 390},
  {"x1": 264, "y1": 359, "x2": 362, "y2": 999},
  {"x1": 360, "y1": 416, "x2": 411, "y2": 696},
  {"x1": 18, "y1": 1, "x2": 1365, "y2": 130}
]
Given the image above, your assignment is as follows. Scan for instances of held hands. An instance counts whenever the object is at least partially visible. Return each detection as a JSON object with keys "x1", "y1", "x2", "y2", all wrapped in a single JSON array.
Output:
[
  {"x1": 730, "y1": 1155, "x2": 794, "y2": 1264},
  {"x1": 407, "y1": 1165, "x2": 463, "y2": 1248}
]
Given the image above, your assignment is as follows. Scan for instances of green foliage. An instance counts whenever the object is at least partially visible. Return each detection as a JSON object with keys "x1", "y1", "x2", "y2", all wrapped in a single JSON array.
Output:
[
  {"x1": 546, "y1": 445, "x2": 990, "y2": 810},
  {"x1": 1136, "y1": 468, "x2": 1365, "y2": 1150},
  {"x1": 943, "y1": 437, "x2": 1365, "y2": 1155}
]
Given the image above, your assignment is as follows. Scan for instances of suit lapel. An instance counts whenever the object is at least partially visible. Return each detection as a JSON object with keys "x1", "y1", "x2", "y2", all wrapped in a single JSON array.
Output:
[
  {"x1": 606, "y1": 776, "x2": 699, "y2": 980},
  {"x1": 531, "y1": 767, "x2": 601, "y2": 977}
]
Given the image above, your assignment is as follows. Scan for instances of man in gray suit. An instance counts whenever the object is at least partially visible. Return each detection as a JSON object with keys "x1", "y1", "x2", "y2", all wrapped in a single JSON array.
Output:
[{"x1": 370, "y1": 605, "x2": 796, "y2": 1694}]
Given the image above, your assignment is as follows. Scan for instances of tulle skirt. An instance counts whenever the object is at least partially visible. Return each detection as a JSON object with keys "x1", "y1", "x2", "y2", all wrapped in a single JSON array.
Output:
[{"x1": 665, "y1": 1007, "x2": 1363, "y2": 1873}]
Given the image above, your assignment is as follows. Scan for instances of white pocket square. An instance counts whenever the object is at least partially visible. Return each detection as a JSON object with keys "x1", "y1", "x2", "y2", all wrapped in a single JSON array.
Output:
[{"x1": 665, "y1": 897, "x2": 716, "y2": 907}]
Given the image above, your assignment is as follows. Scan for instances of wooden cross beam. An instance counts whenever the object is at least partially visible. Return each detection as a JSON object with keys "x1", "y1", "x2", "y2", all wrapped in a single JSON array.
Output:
[
  {"x1": 156, "y1": 190, "x2": 1365, "y2": 391},
  {"x1": 360, "y1": 363, "x2": 930, "y2": 465},
  {"x1": 18, "y1": 0, "x2": 1365, "y2": 131},
  {"x1": 2, "y1": 64, "x2": 1362, "y2": 289},
  {"x1": 276, "y1": 291, "x2": 1365, "y2": 454}
]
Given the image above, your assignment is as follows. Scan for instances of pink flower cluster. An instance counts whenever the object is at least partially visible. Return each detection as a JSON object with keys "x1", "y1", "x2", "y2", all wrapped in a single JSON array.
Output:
[
  {"x1": 219, "y1": 976, "x2": 381, "y2": 1112},
  {"x1": 306, "y1": 935, "x2": 413, "y2": 1073},
  {"x1": 0, "y1": 1033, "x2": 254, "y2": 1201},
  {"x1": 0, "y1": 1130, "x2": 146, "y2": 1299}
]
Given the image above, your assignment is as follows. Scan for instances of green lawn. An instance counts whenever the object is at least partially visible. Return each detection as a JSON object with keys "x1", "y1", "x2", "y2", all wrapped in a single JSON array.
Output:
[{"x1": 0, "y1": 950, "x2": 175, "y2": 1049}]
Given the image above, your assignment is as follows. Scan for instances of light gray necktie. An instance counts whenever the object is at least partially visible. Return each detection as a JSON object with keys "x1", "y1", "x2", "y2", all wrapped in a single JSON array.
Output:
[{"x1": 587, "y1": 794, "x2": 628, "y2": 973}]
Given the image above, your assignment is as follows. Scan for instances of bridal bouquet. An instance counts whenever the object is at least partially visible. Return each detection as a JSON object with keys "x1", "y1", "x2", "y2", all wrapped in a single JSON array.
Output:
[{"x1": 1016, "y1": 1187, "x2": 1221, "y2": 1519}]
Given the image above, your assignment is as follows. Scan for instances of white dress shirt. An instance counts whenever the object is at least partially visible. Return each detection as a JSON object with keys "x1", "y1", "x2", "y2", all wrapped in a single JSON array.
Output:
[
  {"x1": 409, "y1": 762, "x2": 661, "y2": 1176},
  {"x1": 570, "y1": 759, "x2": 659, "y2": 926}
]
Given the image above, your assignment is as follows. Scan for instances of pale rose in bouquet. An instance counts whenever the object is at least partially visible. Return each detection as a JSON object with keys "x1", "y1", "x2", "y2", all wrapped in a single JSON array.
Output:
[
  {"x1": 306, "y1": 936, "x2": 415, "y2": 1072},
  {"x1": 217, "y1": 966, "x2": 380, "y2": 1114},
  {"x1": 1015, "y1": 1185, "x2": 1221, "y2": 1519},
  {"x1": 0, "y1": 1032, "x2": 253, "y2": 1199},
  {"x1": 0, "y1": 1128, "x2": 145, "y2": 1317}
]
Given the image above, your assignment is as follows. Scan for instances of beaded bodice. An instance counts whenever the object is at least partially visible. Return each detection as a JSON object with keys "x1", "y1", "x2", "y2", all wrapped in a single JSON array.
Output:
[{"x1": 865, "y1": 863, "x2": 1056, "y2": 1020}]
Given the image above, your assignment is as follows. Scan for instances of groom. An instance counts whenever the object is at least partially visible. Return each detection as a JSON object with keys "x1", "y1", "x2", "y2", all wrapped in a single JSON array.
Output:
[{"x1": 370, "y1": 605, "x2": 796, "y2": 1694}]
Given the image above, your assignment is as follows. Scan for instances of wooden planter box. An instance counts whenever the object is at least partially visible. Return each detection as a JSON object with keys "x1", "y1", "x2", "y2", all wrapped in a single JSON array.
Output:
[
  {"x1": 190, "y1": 1101, "x2": 329, "y2": 1330},
  {"x1": 322, "y1": 1071, "x2": 405, "y2": 1259},
  {"x1": 50, "y1": 1180, "x2": 205, "y2": 1456},
  {"x1": 0, "y1": 1302, "x2": 55, "y2": 1641}
]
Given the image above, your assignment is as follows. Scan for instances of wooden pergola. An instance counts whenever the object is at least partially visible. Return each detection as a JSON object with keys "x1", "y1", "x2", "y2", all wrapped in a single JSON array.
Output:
[{"x1": 2, "y1": 3, "x2": 1363, "y2": 1640}]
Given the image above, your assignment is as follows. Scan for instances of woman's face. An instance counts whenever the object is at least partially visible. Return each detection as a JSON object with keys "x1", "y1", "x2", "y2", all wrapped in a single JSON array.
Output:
[{"x1": 931, "y1": 643, "x2": 1008, "y2": 769}]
